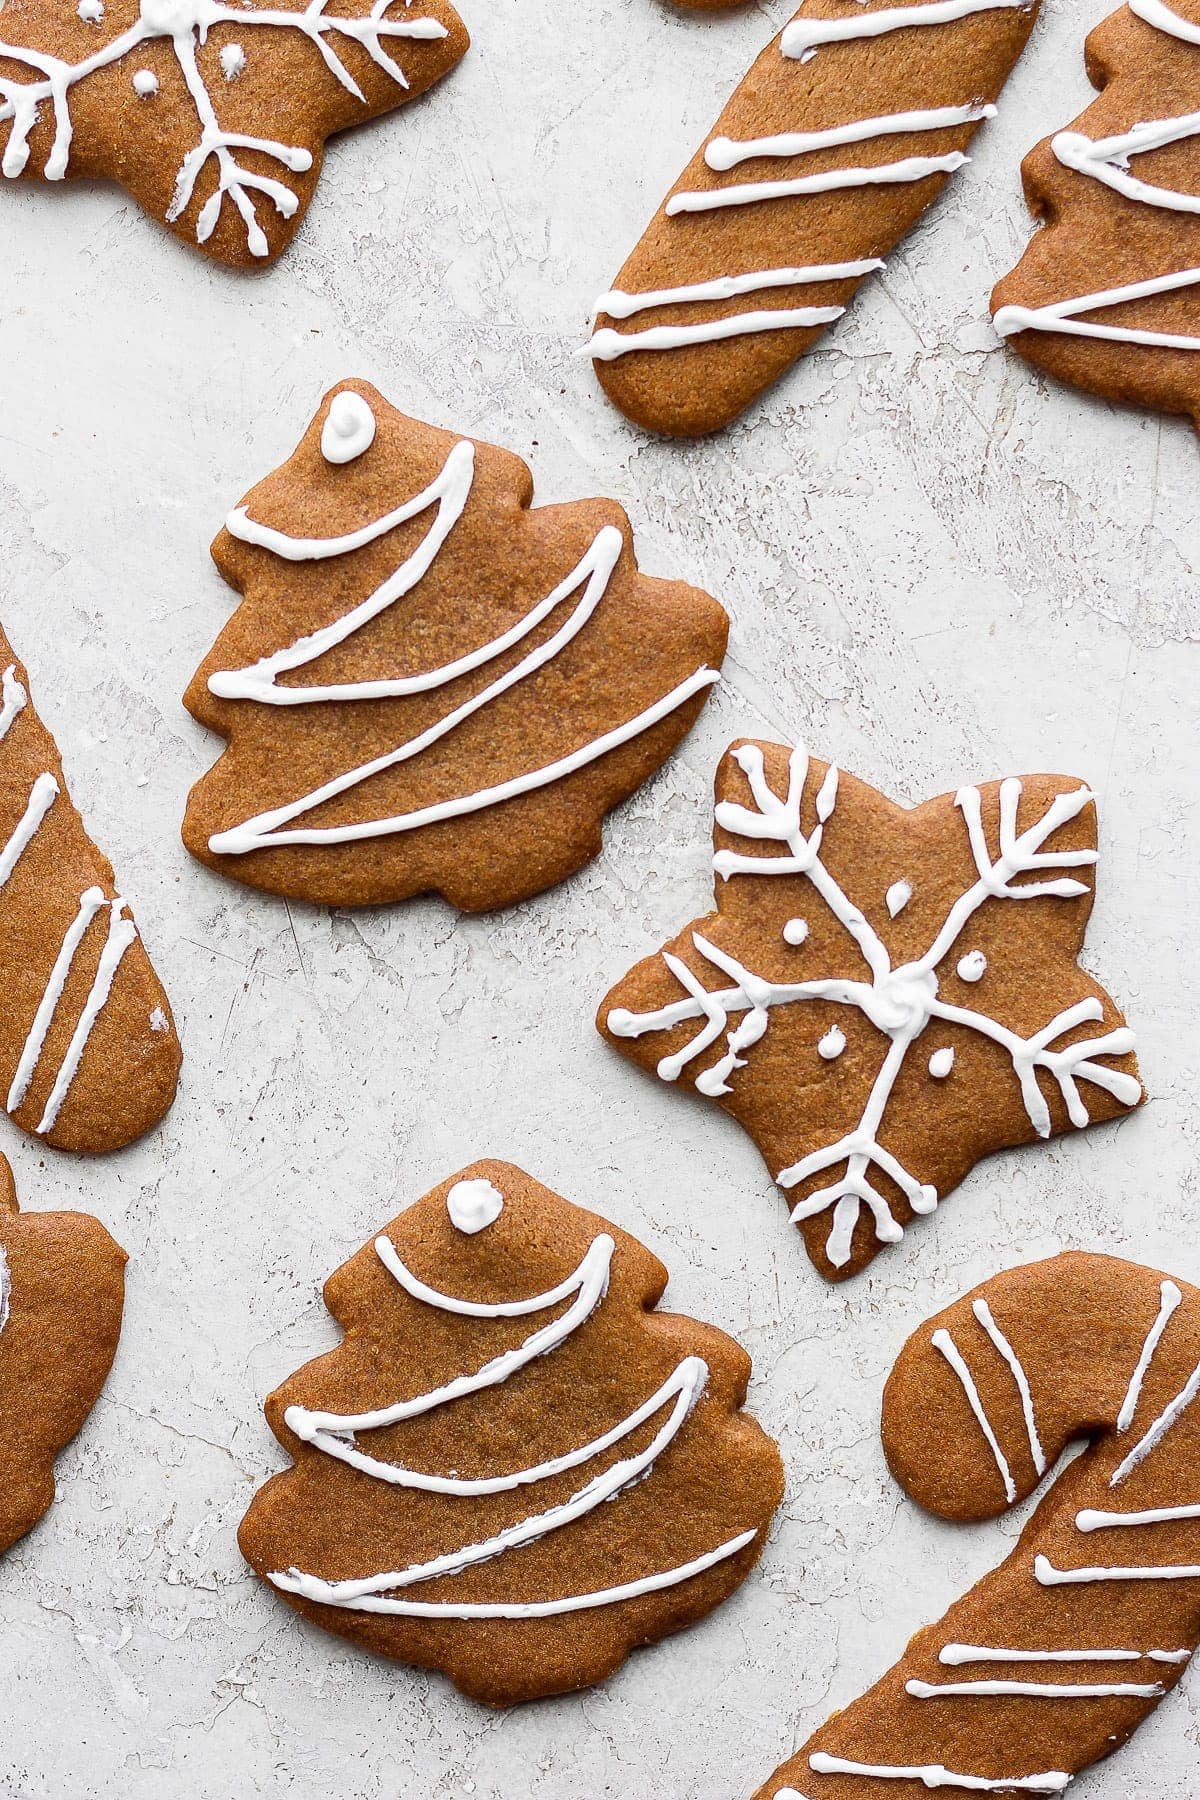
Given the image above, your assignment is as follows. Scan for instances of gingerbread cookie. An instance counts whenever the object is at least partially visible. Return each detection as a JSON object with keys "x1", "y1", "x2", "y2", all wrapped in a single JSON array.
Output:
[
  {"x1": 753, "y1": 1252, "x2": 1200, "y2": 1799},
  {"x1": 0, "y1": 0, "x2": 467, "y2": 266},
  {"x1": 586, "y1": 0, "x2": 1044, "y2": 435},
  {"x1": 598, "y1": 742, "x2": 1142, "y2": 1280},
  {"x1": 0, "y1": 1154, "x2": 126, "y2": 1555},
  {"x1": 237, "y1": 1160, "x2": 783, "y2": 1704},
  {"x1": 0, "y1": 629, "x2": 179, "y2": 1152},
  {"x1": 992, "y1": 0, "x2": 1200, "y2": 425},
  {"x1": 182, "y1": 380, "x2": 729, "y2": 911}
]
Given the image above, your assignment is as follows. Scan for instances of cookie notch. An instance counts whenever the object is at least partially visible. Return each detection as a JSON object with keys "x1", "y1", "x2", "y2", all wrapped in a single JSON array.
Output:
[
  {"x1": 183, "y1": 380, "x2": 729, "y2": 911},
  {"x1": 0, "y1": 633, "x2": 179, "y2": 1152},
  {"x1": 587, "y1": 0, "x2": 1044, "y2": 435},
  {"x1": 237, "y1": 1159, "x2": 783, "y2": 1704},
  {"x1": 598, "y1": 742, "x2": 1142, "y2": 1280},
  {"x1": 0, "y1": 1155, "x2": 127, "y2": 1554},
  {"x1": 993, "y1": 0, "x2": 1200, "y2": 427},
  {"x1": 753, "y1": 1253, "x2": 1200, "y2": 1798},
  {"x1": 0, "y1": 0, "x2": 469, "y2": 267}
]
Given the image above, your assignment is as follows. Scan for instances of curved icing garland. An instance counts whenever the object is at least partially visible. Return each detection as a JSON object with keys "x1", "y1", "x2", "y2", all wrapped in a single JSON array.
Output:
[
  {"x1": 271, "y1": 1190, "x2": 755, "y2": 1619},
  {"x1": 606, "y1": 746, "x2": 1140, "y2": 1269},
  {"x1": 0, "y1": 0, "x2": 449, "y2": 259},
  {"x1": 206, "y1": 413, "x2": 721, "y2": 858},
  {"x1": 585, "y1": 0, "x2": 1024, "y2": 362},
  {"x1": 994, "y1": 0, "x2": 1200, "y2": 349},
  {"x1": 0, "y1": 669, "x2": 139, "y2": 1137},
  {"x1": 788, "y1": 1264, "x2": 1199, "y2": 1795}
]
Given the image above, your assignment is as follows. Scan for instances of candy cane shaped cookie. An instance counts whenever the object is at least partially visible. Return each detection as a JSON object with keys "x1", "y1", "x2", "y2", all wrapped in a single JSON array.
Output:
[
  {"x1": 587, "y1": 0, "x2": 1044, "y2": 435},
  {"x1": 753, "y1": 1253, "x2": 1200, "y2": 1798}
]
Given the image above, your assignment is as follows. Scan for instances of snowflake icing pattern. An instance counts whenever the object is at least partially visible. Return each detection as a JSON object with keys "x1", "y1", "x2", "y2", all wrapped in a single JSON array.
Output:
[
  {"x1": 601, "y1": 743, "x2": 1143, "y2": 1277},
  {"x1": 0, "y1": 0, "x2": 464, "y2": 261}
]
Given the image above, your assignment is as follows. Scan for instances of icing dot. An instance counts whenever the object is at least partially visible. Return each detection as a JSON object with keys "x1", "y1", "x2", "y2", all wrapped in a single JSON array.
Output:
[
  {"x1": 783, "y1": 917, "x2": 809, "y2": 946},
  {"x1": 321, "y1": 390, "x2": 377, "y2": 465},
  {"x1": 886, "y1": 879, "x2": 912, "y2": 918},
  {"x1": 77, "y1": 0, "x2": 103, "y2": 19},
  {"x1": 929, "y1": 1047, "x2": 955, "y2": 1079},
  {"x1": 957, "y1": 950, "x2": 987, "y2": 983},
  {"x1": 818, "y1": 1024, "x2": 846, "y2": 1061},
  {"x1": 220, "y1": 41, "x2": 245, "y2": 79},
  {"x1": 446, "y1": 1177, "x2": 504, "y2": 1235},
  {"x1": 132, "y1": 68, "x2": 158, "y2": 96}
]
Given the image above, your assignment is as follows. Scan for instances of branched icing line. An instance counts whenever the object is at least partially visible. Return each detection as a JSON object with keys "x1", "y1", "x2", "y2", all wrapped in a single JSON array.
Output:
[
  {"x1": 607, "y1": 746, "x2": 1139, "y2": 1268},
  {"x1": 0, "y1": 0, "x2": 448, "y2": 257}
]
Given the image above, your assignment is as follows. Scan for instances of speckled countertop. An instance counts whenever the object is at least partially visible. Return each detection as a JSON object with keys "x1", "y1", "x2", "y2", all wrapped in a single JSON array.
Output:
[{"x1": 0, "y1": 0, "x2": 1196, "y2": 1792}]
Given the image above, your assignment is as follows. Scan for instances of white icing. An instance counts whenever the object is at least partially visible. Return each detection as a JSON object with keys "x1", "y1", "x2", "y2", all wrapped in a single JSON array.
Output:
[
  {"x1": 941, "y1": 1643, "x2": 1191, "y2": 1664},
  {"x1": 973, "y1": 1296, "x2": 1046, "y2": 1476},
  {"x1": 149, "y1": 1005, "x2": 170, "y2": 1032},
  {"x1": 928, "y1": 1046, "x2": 954, "y2": 1077},
  {"x1": 783, "y1": 917, "x2": 809, "y2": 945},
  {"x1": 933, "y1": 1326, "x2": 1016, "y2": 1502},
  {"x1": 782, "y1": 0, "x2": 1031, "y2": 58},
  {"x1": 706, "y1": 105, "x2": 994, "y2": 171},
  {"x1": 993, "y1": 0, "x2": 1200, "y2": 351},
  {"x1": 1110, "y1": 1350, "x2": 1200, "y2": 1487},
  {"x1": 320, "y1": 390, "x2": 376, "y2": 464},
  {"x1": 667, "y1": 152, "x2": 970, "y2": 215},
  {"x1": 907, "y1": 1675, "x2": 1162, "y2": 1698},
  {"x1": 77, "y1": 0, "x2": 104, "y2": 21},
  {"x1": 275, "y1": 1226, "x2": 759, "y2": 1618},
  {"x1": 0, "y1": 0, "x2": 449, "y2": 256},
  {"x1": 0, "y1": 773, "x2": 57, "y2": 889},
  {"x1": 0, "y1": 1245, "x2": 9, "y2": 1335},
  {"x1": 0, "y1": 666, "x2": 27, "y2": 739},
  {"x1": 208, "y1": 439, "x2": 719, "y2": 856},
  {"x1": 1078, "y1": 1502, "x2": 1200, "y2": 1531},
  {"x1": 132, "y1": 67, "x2": 158, "y2": 95},
  {"x1": 218, "y1": 40, "x2": 244, "y2": 79},
  {"x1": 1117, "y1": 1279, "x2": 1182, "y2": 1432},
  {"x1": 886, "y1": 878, "x2": 912, "y2": 917},
  {"x1": 606, "y1": 749, "x2": 1138, "y2": 1267},
  {"x1": 957, "y1": 949, "x2": 987, "y2": 982},
  {"x1": 807, "y1": 1755, "x2": 1070, "y2": 1792},
  {"x1": 1037, "y1": 1554, "x2": 1200, "y2": 1585},
  {"x1": 445, "y1": 1177, "x2": 503, "y2": 1235},
  {"x1": 817, "y1": 1024, "x2": 846, "y2": 1060},
  {"x1": 5, "y1": 886, "x2": 139, "y2": 1133},
  {"x1": 584, "y1": 262, "x2": 880, "y2": 361}
]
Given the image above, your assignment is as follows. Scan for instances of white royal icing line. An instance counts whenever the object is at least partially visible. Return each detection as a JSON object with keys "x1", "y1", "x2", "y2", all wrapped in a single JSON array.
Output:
[
  {"x1": 666, "y1": 152, "x2": 970, "y2": 216},
  {"x1": 706, "y1": 105, "x2": 995, "y2": 171},
  {"x1": 933, "y1": 1327, "x2": 1016, "y2": 1502},
  {"x1": 807, "y1": 1754, "x2": 1071, "y2": 1792},
  {"x1": 0, "y1": 665, "x2": 27, "y2": 739},
  {"x1": 973, "y1": 1297, "x2": 1046, "y2": 1476},
  {"x1": 606, "y1": 749, "x2": 1138, "y2": 1267},
  {"x1": 320, "y1": 390, "x2": 376, "y2": 465},
  {"x1": 208, "y1": 438, "x2": 719, "y2": 856},
  {"x1": 1110, "y1": 1350, "x2": 1200, "y2": 1487},
  {"x1": 782, "y1": 0, "x2": 1032, "y2": 59},
  {"x1": 940, "y1": 1643, "x2": 1191, "y2": 1664},
  {"x1": 0, "y1": 1246, "x2": 9, "y2": 1335},
  {"x1": 1077, "y1": 1502, "x2": 1200, "y2": 1531},
  {"x1": 1036, "y1": 1553, "x2": 1200, "y2": 1584},
  {"x1": 588, "y1": 303, "x2": 848, "y2": 361},
  {"x1": 907, "y1": 1676, "x2": 1163, "y2": 1698},
  {"x1": 1117, "y1": 1279, "x2": 1182, "y2": 1432},
  {"x1": 275, "y1": 1225, "x2": 758, "y2": 1618},
  {"x1": 0, "y1": 773, "x2": 58, "y2": 890},
  {"x1": 35, "y1": 900, "x2": 137, "y2": 1133},
  {"x1": 583, "y1": 263, "x2": 883, "y2": 361},
  {"x1": 993, "y1": 0, "x2": 1200, "y2": 349},
  {"x1": 0, "y1": 0, "x2": 449, "y2": 257},
  {"x1": 445, "y1": 1177, "x2": 504, "y2": 1235}
]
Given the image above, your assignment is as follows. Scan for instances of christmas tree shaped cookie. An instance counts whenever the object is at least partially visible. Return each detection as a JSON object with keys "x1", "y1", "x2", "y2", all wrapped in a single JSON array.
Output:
[
  {"x1": 0, "y1": 627, "x2": 179, "y2": 1153},
  {"x1": 755, "y1": 1254, "x2": 1200, "y2": 1799},
  {"x1": 182, "y1": 381, "x2": 729, "y2": 911},
  {"x1": 0, "y1": 0, "x2": 468, "y2": 266},
  {"x1": 0, "y1": 1153, "x2": 126, "y2": 1556},
  {"x1": 992, "y1": 0, "x2": 1200, "y2": 426},
  {"x1": 238, "y1": 1160, "x2": 783, "y2": 1704},
  {"x1": 599, "y1": 742, "x2": 1142, "y2": 1281},
  {"x1": 586, "y1": 0, "x2": 1045, "y2": 435}
]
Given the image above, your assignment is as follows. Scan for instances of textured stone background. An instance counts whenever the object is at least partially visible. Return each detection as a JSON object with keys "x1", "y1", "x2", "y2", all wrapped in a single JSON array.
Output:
[{"x1": 0, "y1": 0, "x2": 1196, "y2": 1792}]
